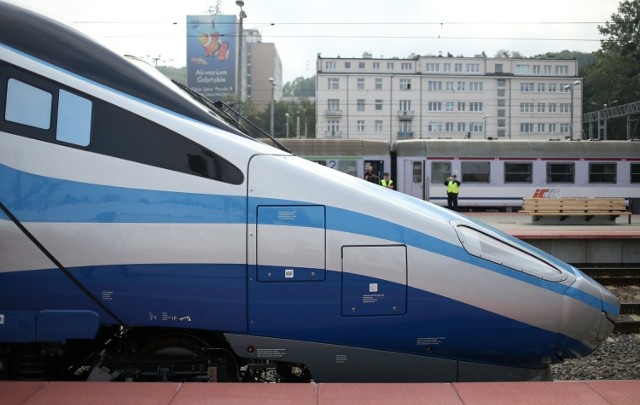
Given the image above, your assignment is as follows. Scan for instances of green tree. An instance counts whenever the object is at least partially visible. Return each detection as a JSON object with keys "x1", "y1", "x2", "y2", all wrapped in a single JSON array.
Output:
[
  {"x1": 582, "y1": 0, "x2": 640, "y2": 139},
  {"x1": 283, "y1": 76, "x2": 316, "y2": 97}
]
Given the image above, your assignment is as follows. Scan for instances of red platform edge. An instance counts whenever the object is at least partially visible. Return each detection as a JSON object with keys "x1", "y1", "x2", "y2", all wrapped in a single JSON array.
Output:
[{"x1": 1, "y1": 380, "x2": 639, "y2": 405}]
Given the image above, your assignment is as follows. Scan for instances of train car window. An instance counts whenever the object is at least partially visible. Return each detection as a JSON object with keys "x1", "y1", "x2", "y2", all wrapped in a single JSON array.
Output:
[
  {"x1": 90, "y1": 103, "x2": 244, "y2": 184},
  {"x1": 589, "y1": 163, "x2": 617, "y2": 184},
  {"x1": 430, "y1": 162, "x2": 449, "y2": 183},
  {"x1": 414, "y1": 162, "x2": 423, "y2": 183},
  {"x1": 337, "y1": 160, "x2": 357, "y2": 176},
  {"x1": 504, "y1": 162, "x2": 533, "y2": 183},
  {"x1": 547, "y1": 162, "x2": 574, "y2": 183},
  {"x1": 631, "y1": 163, "x2": 640, "y2": 183},
  {"x1": 461, "y1": 161, "x2": 490, "y2": 183},
  {"x1": 454, "y1": 224, "x2": 564, "y2": 281},
  {"x1": 57, "y1": 90, "x2": 91, "y2": 146},
  {"x1": 5, "y1": 78, "x2": 52, "y2": 129}
]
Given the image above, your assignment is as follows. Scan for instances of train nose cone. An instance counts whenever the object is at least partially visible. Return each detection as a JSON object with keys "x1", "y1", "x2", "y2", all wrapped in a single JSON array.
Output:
[{"x1": 555, "y1": 278, "x2": 619, "y2": 361}]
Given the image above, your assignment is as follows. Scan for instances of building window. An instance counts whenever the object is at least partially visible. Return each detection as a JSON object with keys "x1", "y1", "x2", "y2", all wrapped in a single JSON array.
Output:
[
  {"x1": 400, "y1": 79, "x2": 411, "y2": 90},
  {"x1": 555, "y1": 65, "x2": 569, "y2": 75},
  {"x1": 445, "y1": 102, "x2": 454, "y2": 112},
  {"x1": 505, "y1": 162, "x2": 533, "y2": 183},
  {"x1": 358, "y1": 62, "x2": 365, "y2": 69},
  {"x1": 537, "y1": 103, "x2": 545, "y2": 113},
  {"x1": 387, "y1": 62, "x2": 394, "y2": 69},
  {"x1": 497, "y1": 79, "x2": 506, "y2": 87},
  {"x1": 520, "y1": 103, "x2": 534, "y2": 113},
  {"x1": 466, "y1": 63, "x2": 480, "y2": 73},
  {"x1": 375, "y1": 99, "x2": 383, "y2": 111},
  {"x1": 399, "y1": 100, "x2": 412, "y2": 111},
  {"x1": 454, "y1": 63, "x2": 463, "y2": 72},
  {"x1": 443, "y1": 63, "x2": 451, "y2": 72},
  {"x1": 469, "y1": 122, "x2": 483, "y2": 132},
  {"x1": 560, "y1": 103, "x2": 570, "y2": 113},
  {"x1": 458, "y1": 102, "x2": 466, "y2": 111},
  {"x1": 427, "y1": 122, "x2": 442, "y2": 132},
  {"x1": 357, "y1": 99, "x2": 365, "y2": 111},
  {"x1": 495, "y1": 64, "x2": 503, "y2": 73},
  {"x1": 520, "y1": 83, "x2": 534, "y2": 92},
  {"x1": 425, "y1": 63, "x2": 439, "y2": 72},
  {"x1": 538, "y1": 123, "x2": 545, "y2": 132},
  {"x1": 544, "y1": 65, "x2": 552, "y2": 74},
  {"x1": 375, "y1": 78, "x2": 383, "y2": 90},
  {"x1": 497, "y1": 89, "x2": 506, "y2": 97},
  {"x1": 428, "y1": 102, "x2": 442, "y2": 111},
  {"x1": 537, "y1": 83, "x2": 545, "y2": 92},
  {"x1": 547, "y1": 162, "x2": 575, "y2": 183},
  {"x1": 469, "y1": 82, "x2": 483, "y2": 91},
  {"x1": 373, "y1": 62, "x2": 380, "y2": 70},
  {"x1": 344, "y1": 62, "x2": 351, "y2": 69},
  {"x1": 325, "y1": 61, "x2": 336, "y2": 70},
  {"x1": 469, "y1": 102, "x2": 483, "y2": 112},
  {"x1": 457, "y1": 122, "x2": 466, "y2": 132},
  {"x1": 559, "y1": 123, "x2": 570, "y2": 133},
  {"x1": 520, "y1": 123, "x2": 534, "y2": 133},
  {"x1": 328, "y1": 78, "x2": 339, "y2": 90},
  {"x1": 375, "y1": 120, "x2": 383, "y2": 132},
  {"x1": 533, "y1": 65, "x2": 541, "y2": 74},
  {"x1": 446, "y1": 81, "x2": 454, "y2": 91},
  {"x1": 428, "y1": 81, "x2": 442, "y2": 91},
  {"x1": 549, "y1": 83, "x2": 557, "y2": 92},
  {"x1": 549, "y1": 123, "x2": 557, "y2": 133},
  {"x1": 498, "y1": 99, "x2": 506, "y2": 107},
  {"x1": 327, "y1": 120, "x2": 340, "y2": 136},
  {"x1": 357, "y1": 78, "x2": 365, "y2": 90},
  {"x1": 399, "y1": 120, "x2": 412, "y2": 133},
  {"x1": 457, "y1": 81, "x2": 465, "y2": 91},
  {"x1": 402, "y1": 62, "x2": 412, "y2": 70},
  {"x1": 462, "y1": 161, "x2": 490, "y2": 183},
  {"x1": 327, "y1": 98, "x2": 340, "y2": 111},
  {"x1": 445, "y1": 122, "x2": 454, "y2": 131},
  {"x1": 357, "y1": 120, "x2": 365, "y2": 132},
  {"x1": 549, "y1": 103, "x2": 557, "y2": 113},
  {"x1": 515, "y1": 65, "x2": 530, "y2": 75}
]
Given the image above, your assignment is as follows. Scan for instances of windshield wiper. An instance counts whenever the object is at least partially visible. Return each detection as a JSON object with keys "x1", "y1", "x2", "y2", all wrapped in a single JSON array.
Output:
[{"x1": 171, "y1": 80, "x2": 290, "y2": 153}]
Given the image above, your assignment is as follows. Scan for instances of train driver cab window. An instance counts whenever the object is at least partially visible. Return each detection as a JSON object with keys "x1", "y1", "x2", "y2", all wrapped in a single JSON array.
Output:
[
  {"x1": 505, "y1": 162, "x2": 533, "y2": 183},
  {"x1": 461, "y1": 161, "x2": 490, "y2": 183},
  {"x1": 589, "y1": 163, "x2": 617, "y2": 184},
  {"x1": 5, "y1": 78, "x2": 52, "y2": 129},
  {"x1": 547, "y1": 162, "x2": 574, "y2": 183},
  {"x1": 430, "y1": 162, "x2": 450, "y2": 183},
  {"x1": 57, "y1": 90, "x2": 92, "y2": 146}
]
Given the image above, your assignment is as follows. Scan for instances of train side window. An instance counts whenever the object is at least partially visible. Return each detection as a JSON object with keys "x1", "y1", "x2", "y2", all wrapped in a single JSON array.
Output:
[
  {"x1": 413, "y1": 161, "x2": 423, "y2": 183},
  {"x1": 589, "y1": 163, "x2": 616, "y2": 184},
  {"x1": 631, "y1": 163, "x2": 640, "y2": 183},
  {"x1": 504, "y1": 162, "x2": 532, "y2": 183},
  {"x1": 547, "y1": 162, "x2": 574, "y2": 183},
  {"x1": 57, "y1": 90, "x2": 92, "y2": 146},
  {"x1": 461, "y1": 161, "x2": 490, "y2": 183},
  {"x1": 5, "y1": 78, "x2": 52, "y2": 129},
  {"x1": 430, "y1": 162, "x2": 449, "y2": 183}
]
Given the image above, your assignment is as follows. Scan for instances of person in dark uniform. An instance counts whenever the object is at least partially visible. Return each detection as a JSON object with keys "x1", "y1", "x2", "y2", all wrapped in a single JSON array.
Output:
[
  {"x1": 364, "y1": 163, "x2": 379, "y2": 184},
  {"x1": 444, "y1": 174, "x2": 460, "y2": 210}
]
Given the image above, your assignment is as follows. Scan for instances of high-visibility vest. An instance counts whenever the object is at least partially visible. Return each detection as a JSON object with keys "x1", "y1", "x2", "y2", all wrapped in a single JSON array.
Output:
[
  {"x1": 381, "y1": 179, "x2": 393, "y2": 187},
  {"x1": 447, "y1": 180, "x2": 459, "y2": 194}
]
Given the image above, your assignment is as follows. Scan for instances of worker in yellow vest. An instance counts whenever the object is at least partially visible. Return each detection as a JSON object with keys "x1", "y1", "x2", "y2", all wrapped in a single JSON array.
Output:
[
  {"x1": 381, "y1": 172, "x2": 394, "y2": 189},
  {"x1": 444, "y1": 174, "x2": 460, "y2": 210}
]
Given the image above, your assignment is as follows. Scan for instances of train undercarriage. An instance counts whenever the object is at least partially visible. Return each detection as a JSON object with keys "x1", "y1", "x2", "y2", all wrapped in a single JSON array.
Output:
[{"x1": 0, "y1": 327, "x2": 312, "y2": 383}]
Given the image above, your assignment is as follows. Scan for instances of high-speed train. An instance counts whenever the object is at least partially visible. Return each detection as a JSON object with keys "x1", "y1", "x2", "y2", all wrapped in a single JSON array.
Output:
[{"x1": 0, "y1": 2, "x2": 619, "y2": 382}]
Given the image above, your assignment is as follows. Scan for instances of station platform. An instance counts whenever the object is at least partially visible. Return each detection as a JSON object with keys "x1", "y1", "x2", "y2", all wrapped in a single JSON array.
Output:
[
  {"x1": 466, "y1": 213, "x2": 640, "y2": 264},
  {"x1": 2, "y1": 380, "x2": 639, "y2": 404}
]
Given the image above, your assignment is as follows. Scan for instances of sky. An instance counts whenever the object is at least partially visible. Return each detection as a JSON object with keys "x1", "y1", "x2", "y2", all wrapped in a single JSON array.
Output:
[{"x1": 12, "y1": 0, "x2": 623, "y2": 84}]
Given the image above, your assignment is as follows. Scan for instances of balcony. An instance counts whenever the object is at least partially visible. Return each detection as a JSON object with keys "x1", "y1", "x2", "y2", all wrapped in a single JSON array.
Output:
[
  {"x1": 397, "y1": 131, "x2": 414, "y2": 139},
  {"x1": 325, "y1": 109, "x2": 342, "y2": 117},
  {"x1": 397, "y1": 110, "x2": 414, "y2": 118}
]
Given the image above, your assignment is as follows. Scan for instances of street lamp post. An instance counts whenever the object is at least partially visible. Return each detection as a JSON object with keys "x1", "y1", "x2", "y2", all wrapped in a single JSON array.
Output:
[
  {"x1": 285, "y1": 113, "x2": 290, "y2": 138},
  {"x1": 235, "y1": 1, "x2": 246, "y2": 115},
  {"x1": 564, "y1": 80, "x2": 581, "y2": 140},
  {"x1": 482, "y1": 114, "x2": 490, "y2": 139},
  {"x1": 269, "y1": 77, "x2": 275, "y2": 136},
  {"x1": 296, "y1": 113, "x2": 300, "y2": 138},
  {"x1": 591, "y1": 100, "x2": 618, "y2": 140}
]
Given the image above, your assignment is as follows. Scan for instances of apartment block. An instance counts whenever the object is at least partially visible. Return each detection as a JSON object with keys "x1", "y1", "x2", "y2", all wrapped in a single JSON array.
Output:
[{"x1": 316, "y1": 54, "x2": 582, "y2": 141}]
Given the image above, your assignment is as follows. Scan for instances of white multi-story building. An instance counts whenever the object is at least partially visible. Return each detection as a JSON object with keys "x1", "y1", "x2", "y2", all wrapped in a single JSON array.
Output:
[{"x1": 316, "y1": 53, "x2": 582, "y2": 141}]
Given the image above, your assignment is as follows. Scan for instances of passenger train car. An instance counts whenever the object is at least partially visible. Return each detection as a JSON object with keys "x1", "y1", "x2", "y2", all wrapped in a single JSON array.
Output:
[
  {"x1": 396, "y1": 139, "x2": 640, "y2": 209},
  {"x1": 0, "y1": 2, "x2": 619, "y2": 383}
]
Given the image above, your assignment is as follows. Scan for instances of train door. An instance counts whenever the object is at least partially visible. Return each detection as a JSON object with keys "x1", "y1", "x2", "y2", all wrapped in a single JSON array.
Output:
[{"x1": 403, "y1": 160, "x2": 426, "y2": 200}]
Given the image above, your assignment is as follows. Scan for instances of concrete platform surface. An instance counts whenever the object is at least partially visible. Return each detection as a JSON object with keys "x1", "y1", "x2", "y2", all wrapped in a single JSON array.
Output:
[{"x1": 1, "y1": 380, "x2": 639, "y2": 405}]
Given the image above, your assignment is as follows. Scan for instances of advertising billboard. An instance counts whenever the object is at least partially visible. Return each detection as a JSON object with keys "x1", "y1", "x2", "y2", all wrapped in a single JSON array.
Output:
[{"x1": 186, "y1": 15, "x2": 237, "y2": 101}]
